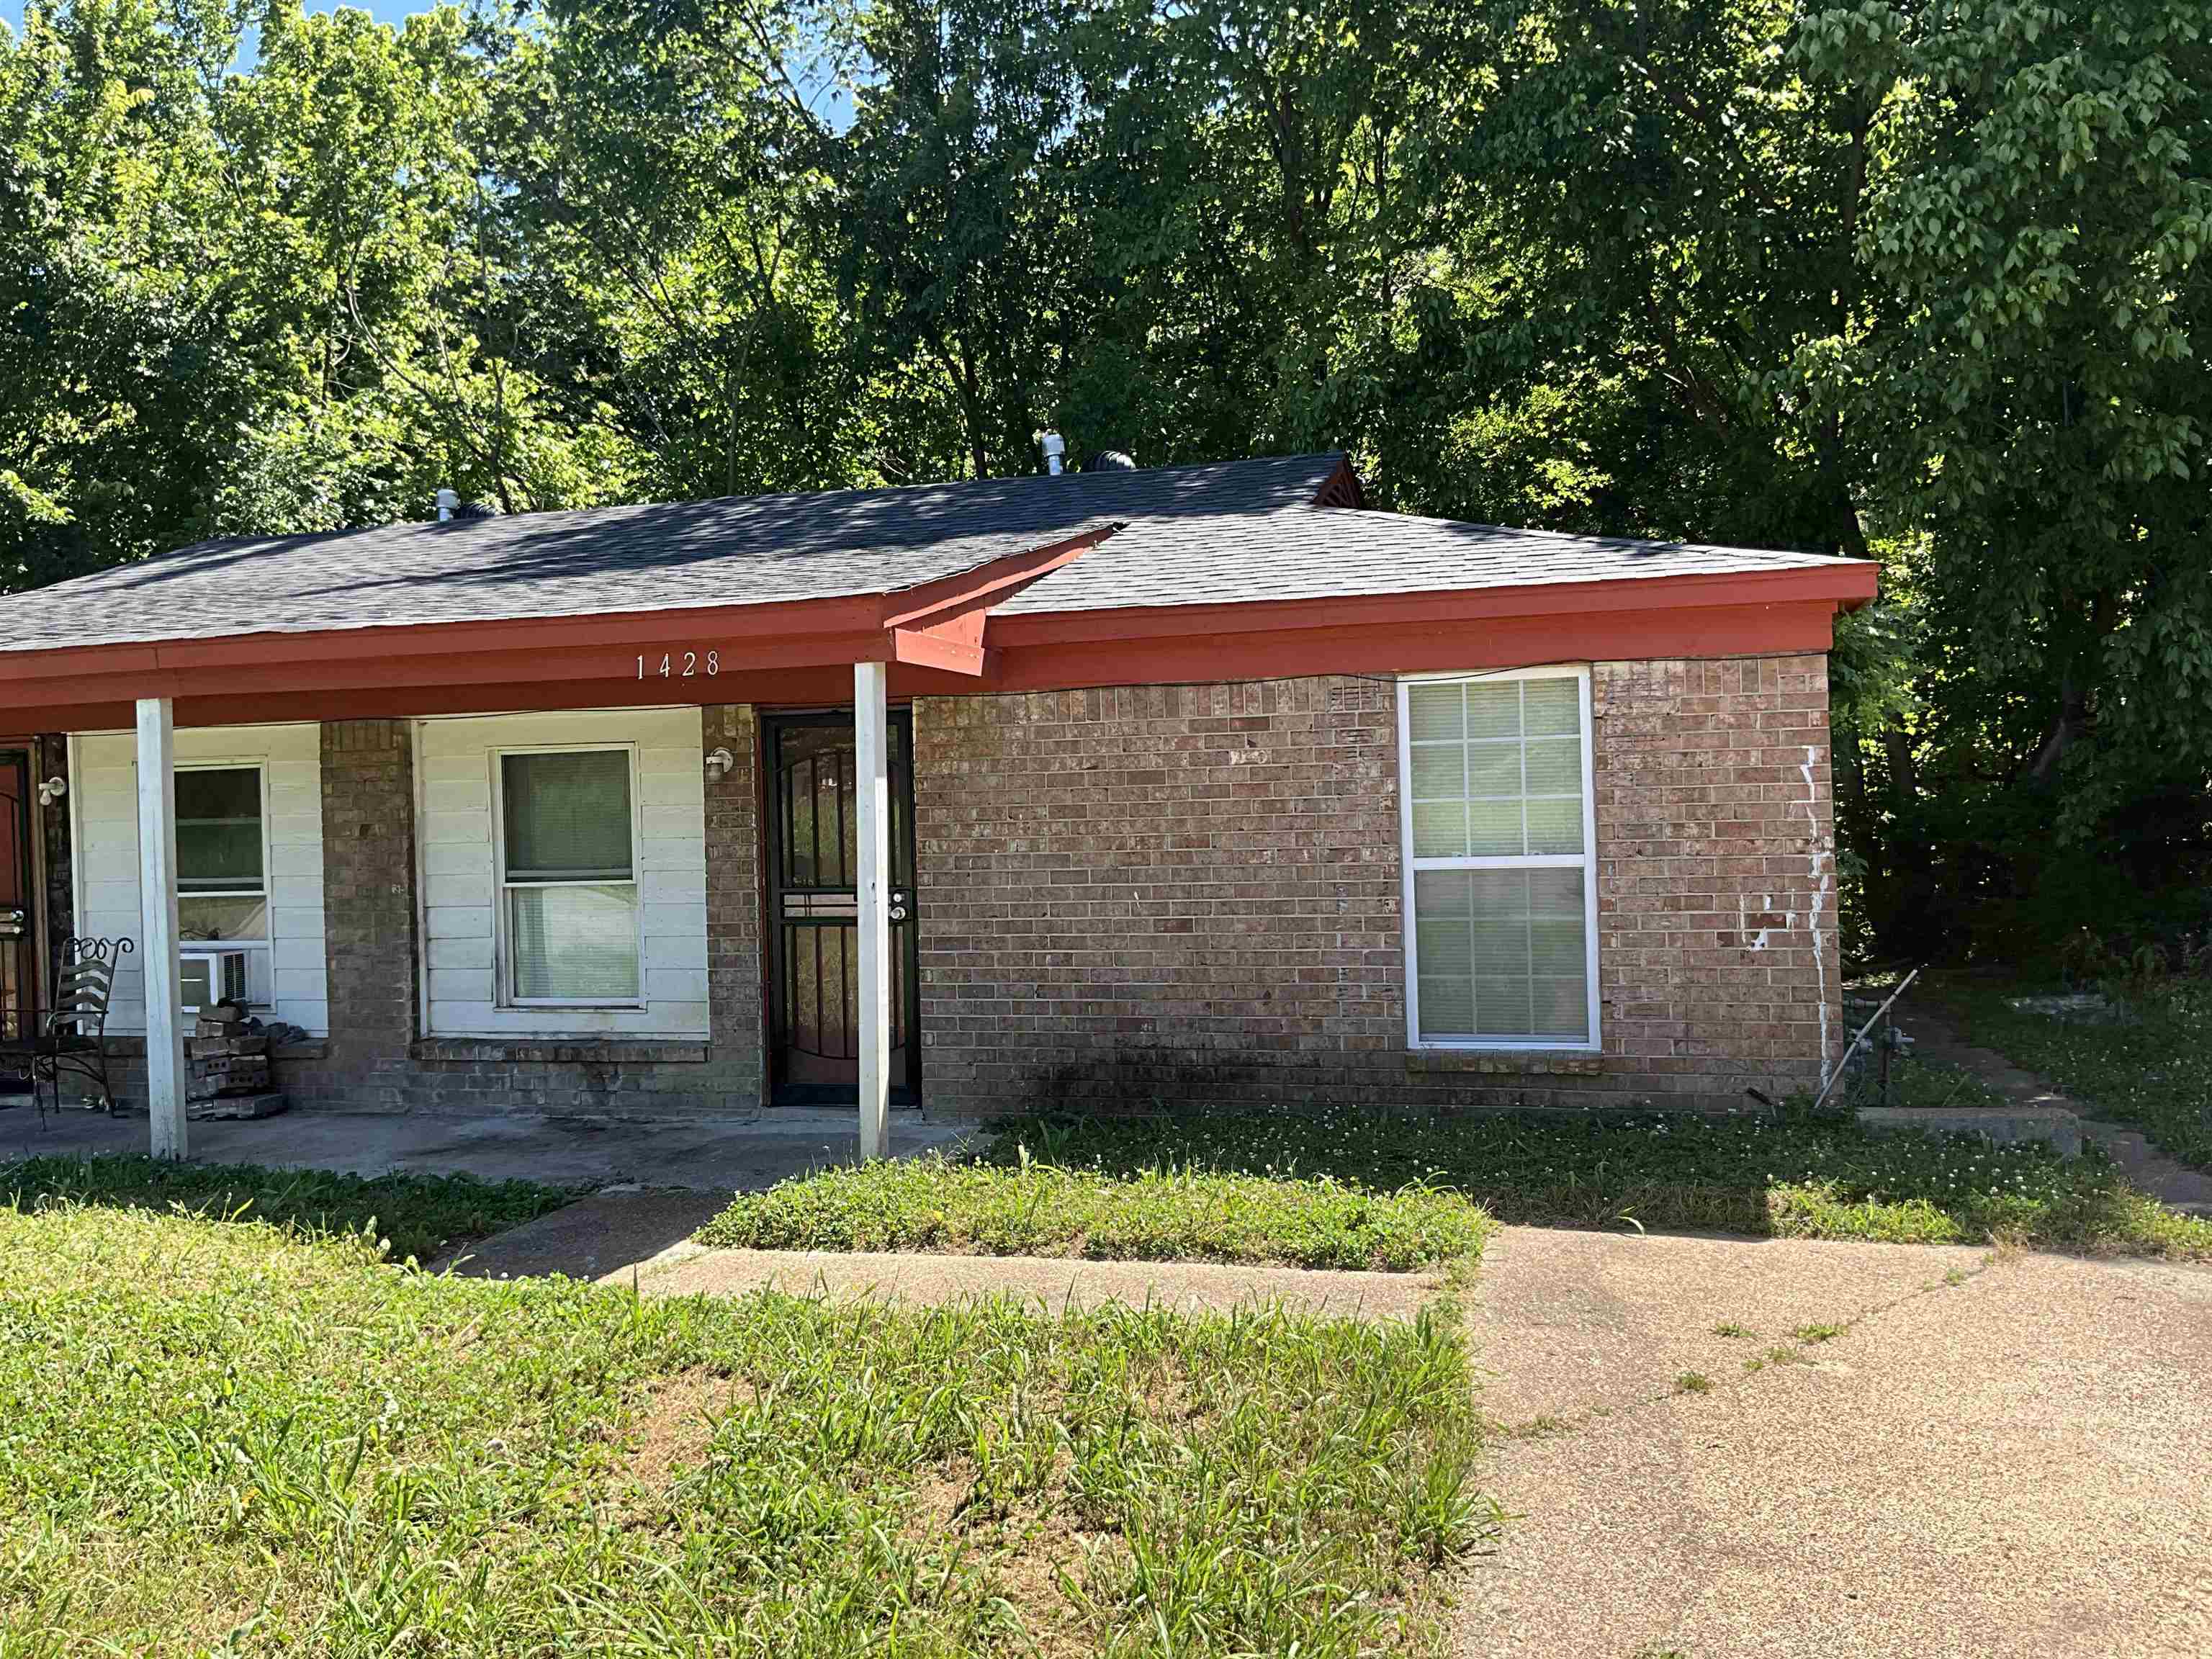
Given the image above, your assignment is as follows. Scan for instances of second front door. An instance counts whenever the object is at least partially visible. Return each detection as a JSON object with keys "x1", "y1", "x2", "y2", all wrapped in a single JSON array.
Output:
[{"x1": 763, "y1": 711, "x2": 921, "y2": 1105}]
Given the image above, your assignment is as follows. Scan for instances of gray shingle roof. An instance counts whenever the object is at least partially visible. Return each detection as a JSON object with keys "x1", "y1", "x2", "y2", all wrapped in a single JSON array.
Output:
[
  {"x1": 994, "y1": 504, "x2": 1860, "y2": 614},
  {"x1": 0, "y1": 451, "x2": 1863, "y2": 654}
]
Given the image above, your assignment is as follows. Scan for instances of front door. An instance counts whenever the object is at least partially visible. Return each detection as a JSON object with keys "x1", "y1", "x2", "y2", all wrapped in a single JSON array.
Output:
[
  {"x1": 0, "y1": 752, "x2": 35, "y2": 1044},
  {"x1": 764, "y1": 711, "x2": 921, "y2": 1106}
]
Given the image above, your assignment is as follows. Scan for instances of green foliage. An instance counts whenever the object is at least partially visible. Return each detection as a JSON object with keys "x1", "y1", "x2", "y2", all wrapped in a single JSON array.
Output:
[
  {"x1": 0, "y1": 1153, "x2": 576, "y2": 1260},
  {"x1": 1802, "y1": 0, "x2": 2212, "y2": 953},
  {"x1": 698, "y1": 1145, "x2": 1493, "y2": 1269},
  {"x1": 0, "y1": 1197, "x2": 1491, "y2": 1652},
  {"x1": 1949, "y1": 977, "x2": 2212, "y2": 1168}
]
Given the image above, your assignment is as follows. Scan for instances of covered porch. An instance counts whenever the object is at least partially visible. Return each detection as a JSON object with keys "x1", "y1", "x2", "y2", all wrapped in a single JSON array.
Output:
[
  {"x1": 0, "y1": 531, "x2": 1082, "y2": 1160},
  {"x1": 73, "y1": 661, "x2": 924, "y2": 1164}
]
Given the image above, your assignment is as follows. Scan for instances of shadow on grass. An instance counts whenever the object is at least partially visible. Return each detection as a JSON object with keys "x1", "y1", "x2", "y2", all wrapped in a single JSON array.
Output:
[
  {"x1": 977, "y1": 1105, "x2": 2212, "y2": 1255},
  {"x1": 0, "y1": 1154, "x2": 580, "y2": 1264}
]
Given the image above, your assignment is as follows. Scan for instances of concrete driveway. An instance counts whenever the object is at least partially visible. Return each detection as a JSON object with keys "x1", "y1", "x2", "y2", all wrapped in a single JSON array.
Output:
[{"x1": 1459, "y1": 1227, "x2": 2212, "y2": 1659}]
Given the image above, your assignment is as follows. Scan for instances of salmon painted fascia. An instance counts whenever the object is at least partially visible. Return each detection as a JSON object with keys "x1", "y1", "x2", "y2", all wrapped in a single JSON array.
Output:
[{"x1": 0, "y1": 541, "x2": 1876, "y2": 727}]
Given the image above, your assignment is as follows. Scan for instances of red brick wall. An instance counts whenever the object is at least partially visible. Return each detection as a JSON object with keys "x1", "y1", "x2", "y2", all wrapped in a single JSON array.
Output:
[
  {"x1": 79, "y1": 665, "x2": 1836, "y2": 1120},
  {"x1": 912, "y1": 655, "x2": 1841, "y2": 1115},
  {"x1": 1592, "y1": 656, "x2": 1842, "y2": 1101}
]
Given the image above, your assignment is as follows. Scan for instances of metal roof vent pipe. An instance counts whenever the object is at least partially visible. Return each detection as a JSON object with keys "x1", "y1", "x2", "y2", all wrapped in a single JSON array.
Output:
[
  {"x1": 1038, "y1": 431, "x2": 1066, "y2": 476},
  {"x1": 435, "y1": 487, "x2": 460, "y2": 523}
]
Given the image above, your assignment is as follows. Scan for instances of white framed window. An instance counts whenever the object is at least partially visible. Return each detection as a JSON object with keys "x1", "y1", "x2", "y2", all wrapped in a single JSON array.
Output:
[
  {"x1": 175, "y1": 763, "x2": 272, "y2": 1007},
  {"x1": 492, "y1": 745, "x2": 643, "y2": 1007},
  {"x1": 1398, "y1": 666, "x2": 1601, "y2": 1051}
]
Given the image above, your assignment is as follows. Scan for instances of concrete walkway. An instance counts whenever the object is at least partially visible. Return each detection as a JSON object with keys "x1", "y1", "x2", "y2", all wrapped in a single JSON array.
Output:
[
  {"x1": 442, "y1": 1198, "x2": 1442, "y2": 1318},
  {"x1": 1907, "y1": 997, "x2": 2212, "y2": 1215},
  {"x1": 1457, "y1": 1226, "x2": 2212, "y2": 1659},
  {"x1": 627, "y1": 1244, "x2": 1442, "y2": 1321},
  {"x1": 1, "y1": 1104, "x2": 970, "y2": 1192}
]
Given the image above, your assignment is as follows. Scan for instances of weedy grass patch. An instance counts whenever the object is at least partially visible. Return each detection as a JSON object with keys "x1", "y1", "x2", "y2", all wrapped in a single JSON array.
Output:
[
  {"x1": 0, "y1": 1198, "x2": 1495, "y2": 1656},
  {"x1": 1945, "y1": 979, "x2": 2212, "y2": 1169},
  {"x1": 0, "y1": 1154, "x2": 575, "y2": 1262},
  {"x1": 947, "y1": 1105, "x2": 2212, "y2": 1259},
  {"x1": 698, "y1": 1144, "x2": 1493, "y2": 1271}
]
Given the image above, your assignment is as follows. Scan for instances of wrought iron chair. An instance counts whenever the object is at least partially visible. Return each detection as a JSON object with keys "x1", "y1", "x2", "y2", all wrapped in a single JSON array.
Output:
[{"x1": 35, "y1": 936, "x2": 133, "y2": 1120}]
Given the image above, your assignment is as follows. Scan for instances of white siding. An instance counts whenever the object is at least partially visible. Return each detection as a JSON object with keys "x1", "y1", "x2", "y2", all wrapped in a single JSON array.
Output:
[
  {"x1": 416, "y1": 707, "x2": 710, "y2": 1038},
  {"x1": 70, "y1": 724, "x2": 329, "y2": 1036}
]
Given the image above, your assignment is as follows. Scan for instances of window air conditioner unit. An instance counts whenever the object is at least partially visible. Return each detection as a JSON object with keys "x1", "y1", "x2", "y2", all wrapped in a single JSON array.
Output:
[{"x1": 179, "y1": 948, "x2": 251, "y2": 1012}]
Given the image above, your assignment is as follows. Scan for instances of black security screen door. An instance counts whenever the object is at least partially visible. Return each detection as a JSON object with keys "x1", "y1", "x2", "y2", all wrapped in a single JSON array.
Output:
[
  {"x1": 764, "y1": 711, "x2": 921, "y2": 1106},
  {"x1": 0, "y1": 752, "x2": 32, "y2": 1044}
]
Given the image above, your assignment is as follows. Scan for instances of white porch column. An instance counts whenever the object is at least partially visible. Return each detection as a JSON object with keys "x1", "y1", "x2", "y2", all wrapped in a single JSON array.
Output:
[
  {"x1": 135, "y1": 696, "x2": 186, "y2": 1159},
  {"x1": 853, "y1": 662, "x2": 891, "y2": 1161}
]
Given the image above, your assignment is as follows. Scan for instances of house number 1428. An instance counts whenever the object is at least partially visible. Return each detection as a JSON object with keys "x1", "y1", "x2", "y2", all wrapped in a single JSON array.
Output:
[{"x1": 638, "y1": 651, "x2": 719, "y2": 679}]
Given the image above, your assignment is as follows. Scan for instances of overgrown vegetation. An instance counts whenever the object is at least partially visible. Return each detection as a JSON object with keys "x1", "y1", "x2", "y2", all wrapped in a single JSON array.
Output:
[
  {"x1": 698, "y1": 1148, "x2": 1493, "y2": 1271},
  {"x1": 0, "y1": 1154, "x2": 575, "y2": 1261},
  {"x1": 952, "y1": 1107, "x2": 2212, "y2": 1259},
  {"x1": 1945, "y1": 978, "x2": 2212, "y2": 1170},
  {"x1": 0, "y1": 1200, "x2": 1492, "y2": 1654}
]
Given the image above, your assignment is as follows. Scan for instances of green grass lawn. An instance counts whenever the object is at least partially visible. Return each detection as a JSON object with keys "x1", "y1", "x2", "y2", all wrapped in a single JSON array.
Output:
[
  {"x1": 1027, "y1": 1106, "x2": 2212, "y2": 1257},
  {"x1": 1941, "y1": 979, "x2": 2212, "y2": 1169},
  {"x1": 0, "y1": 1154, "x2": 577, "y2": 1263},
  {"x1": 705, "y1": 1105, "x2": 2210, "y2": 1262},
  {"x1": 698, "y1": 1148, "x2": 1493, "y2": 1270},
  {"x1": 0, "y1": 1197, "x2": 1491, "y2": 1655}
]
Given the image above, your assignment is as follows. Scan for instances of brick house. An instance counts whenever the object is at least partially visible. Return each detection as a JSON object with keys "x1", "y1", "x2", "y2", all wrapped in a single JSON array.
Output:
[{"x1": 0, "y1": 454, "x2": 1874, "y2": 1156}]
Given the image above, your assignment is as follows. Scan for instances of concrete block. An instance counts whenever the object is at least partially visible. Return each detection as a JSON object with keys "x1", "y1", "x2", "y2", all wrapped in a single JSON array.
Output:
[
  {"x1": 188, "y1": 1092, "x2": 288, "y2": 1121},
  {"x1": 1857, "y1": 1105, "x2": 2082, "y2": 1159}
]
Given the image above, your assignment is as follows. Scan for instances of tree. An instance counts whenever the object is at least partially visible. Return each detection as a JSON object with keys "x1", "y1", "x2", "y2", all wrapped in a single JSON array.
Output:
[{"x1": 1802, "y1": 0, "x2": 2212, "y2": 948}]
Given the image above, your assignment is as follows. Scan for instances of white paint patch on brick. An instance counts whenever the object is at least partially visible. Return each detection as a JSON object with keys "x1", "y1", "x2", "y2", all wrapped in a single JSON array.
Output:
[
  {"x1": 1802, "y1": 743, "x2": 1833, "y2": 1087},
  {"x1": 1740, "y1": 891, "x2": 1796, "y2": 952}
]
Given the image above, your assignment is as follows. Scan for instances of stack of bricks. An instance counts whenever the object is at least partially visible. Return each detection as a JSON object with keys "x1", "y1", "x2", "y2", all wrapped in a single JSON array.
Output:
[{"x1": 186, "y1": 1005, "x2": 286, "y2": 1120}]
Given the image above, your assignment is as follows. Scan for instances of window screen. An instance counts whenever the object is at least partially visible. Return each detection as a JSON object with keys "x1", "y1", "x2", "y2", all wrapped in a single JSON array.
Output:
[
  {"x1": 1403, "y1": 674, "x2": 1596, "y2": 1045},
  {"x1": 176, "y1": 768, "x2": 264, "y2": 893},
  {"x1": 176, "y1": 766, "x2": 269, "y2": 946},
  {"x1": 502, "y1": 751, "x2": 635, "y2": 880},
  {"x1": 500, "y1": 750, "x2": 639, "y2": 1002}
]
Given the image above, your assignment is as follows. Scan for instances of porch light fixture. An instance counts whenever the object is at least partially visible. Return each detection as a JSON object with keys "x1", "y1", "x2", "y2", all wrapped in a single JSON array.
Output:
[{"x1": 704, "y1": 747, "x2": 736, "y2": 783}]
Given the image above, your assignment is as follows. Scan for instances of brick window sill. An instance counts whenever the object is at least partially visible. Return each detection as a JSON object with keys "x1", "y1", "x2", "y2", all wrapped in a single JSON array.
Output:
[
  {"x1": 99, "y1": 1036, "x2": 329, "y2": 1061},
  {"x1": 1405, "y1": 1049, "x2": 1605, "y2": 1077},
  {"x1": 408, "y1": 1038, "x2": 711, "y2": 1065}
]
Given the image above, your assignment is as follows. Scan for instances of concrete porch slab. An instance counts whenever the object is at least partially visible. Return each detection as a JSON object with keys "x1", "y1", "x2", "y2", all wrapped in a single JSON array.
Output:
[{"x1": 0, "y1": 1104, "x2": 974, "y2": 1192}]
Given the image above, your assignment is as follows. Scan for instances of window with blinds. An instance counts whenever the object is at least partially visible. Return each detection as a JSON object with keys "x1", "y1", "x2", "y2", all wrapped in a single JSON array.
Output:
[
  {"x1": 498, "y1": 748, "x2": 641, "y2": 1004},
  {"x1": 1399, "y1": 670, "x2": 1599, "y2": 1048}
]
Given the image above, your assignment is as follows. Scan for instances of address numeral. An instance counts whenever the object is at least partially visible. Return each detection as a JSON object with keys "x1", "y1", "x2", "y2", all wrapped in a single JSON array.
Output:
[{"x1": 637, "y1": 649, "x2": 721, "y2": 680}]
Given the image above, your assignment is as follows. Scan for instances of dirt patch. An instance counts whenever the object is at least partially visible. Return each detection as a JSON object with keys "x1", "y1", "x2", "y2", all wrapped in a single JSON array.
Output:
[
  {"x1": 987, "y1": 1510, "x2": 1123, "y2": 1659},
  {"x1": 899, "y1": 1459, "x2": 981, "y2": 1539},
  {"x1": 620, "y1": 1370, "x2": 755, "y2": 1496}
]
